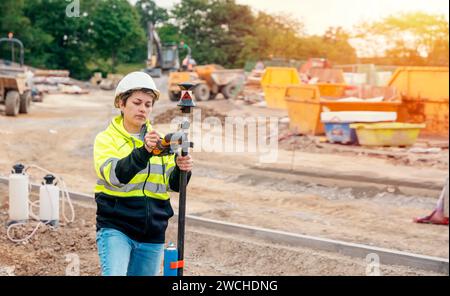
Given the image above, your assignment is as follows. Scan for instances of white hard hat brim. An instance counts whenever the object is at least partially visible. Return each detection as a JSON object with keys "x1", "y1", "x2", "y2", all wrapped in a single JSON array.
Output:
[{"x1": 114, "y1": 71, "x2": 160, "y2": 108}]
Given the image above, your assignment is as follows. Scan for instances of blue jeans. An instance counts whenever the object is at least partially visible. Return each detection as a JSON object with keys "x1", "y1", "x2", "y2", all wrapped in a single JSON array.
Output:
[{"x1": 96, "y1": 228, "x2": 164, "y2": 276}]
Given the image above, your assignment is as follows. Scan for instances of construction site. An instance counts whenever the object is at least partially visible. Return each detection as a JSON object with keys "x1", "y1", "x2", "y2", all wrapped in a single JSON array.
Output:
[{"x1": 0, "y1": 0, "x2": 449, "y2": 277}]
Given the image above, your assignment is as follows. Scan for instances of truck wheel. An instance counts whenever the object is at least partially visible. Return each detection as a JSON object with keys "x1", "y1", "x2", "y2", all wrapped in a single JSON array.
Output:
[
  {"x1": 193, "y1": 84, "x2": 210, "y2": 101},
  {"x1": 5, "y1": 90, "x2": 20, "y2": 116},
  {"x1": 19, "y1": 91, "x2": 32, "y2": 114},
  {"x1": 221, "y1": 83, "x2": 239, "y2": 99},
  {"x1": 169, "y1": 91, "x2": 180, "y2": 102}
]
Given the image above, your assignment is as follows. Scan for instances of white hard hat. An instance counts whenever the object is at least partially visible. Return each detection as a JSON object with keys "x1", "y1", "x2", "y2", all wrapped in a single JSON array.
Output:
[{"x1": 114, "y1": 71, "x2": 160, "y2": 108}]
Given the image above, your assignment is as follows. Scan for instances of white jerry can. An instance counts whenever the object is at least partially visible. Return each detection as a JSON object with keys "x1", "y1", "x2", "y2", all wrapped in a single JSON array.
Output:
[{"x1": 39, "y1": 174, "x2": 60, "y2": 227}]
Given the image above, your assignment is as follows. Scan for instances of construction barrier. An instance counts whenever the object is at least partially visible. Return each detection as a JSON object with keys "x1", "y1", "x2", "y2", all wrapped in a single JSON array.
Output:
[
  {"x1": 388, "y1": 67, "x2": 449, "y2": 138},
  {"x1": 285, "y1": 84, "x2": 401, "y2": 135},
  {"x1": 261, "y1": 67, "x2": 300, "y2": 109}
]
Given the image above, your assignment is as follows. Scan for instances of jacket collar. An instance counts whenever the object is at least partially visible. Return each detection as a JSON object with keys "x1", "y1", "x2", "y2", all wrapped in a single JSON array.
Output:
[{"x1": 109, "y1": 115, "x2": 153, "y2": 143}]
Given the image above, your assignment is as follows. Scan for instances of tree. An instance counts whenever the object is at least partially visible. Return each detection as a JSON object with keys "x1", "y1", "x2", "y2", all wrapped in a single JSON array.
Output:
[
  {"x1": 244, "y1": 12, "x2": 305, "y2": 61},
  {"x1": 208, "y1": 0, "x2": 256, "y2": 67},
  {"x1": 2, "y1": 0, "x2": 147, "y2": 78},
  {"x1": 171, "y1": 0, "x2": 222, "y2": 65},
  {"x1": 0, "y1": 0, "x2": 29, "y2": 42},
  {"x1": 0, "y1": 0, "x2": 51, "y2": 66},
  {"x1": 320, "y1": 27, "x2": 357, "y2": 64},
  {"x1": 1, "y1": 0, "x2": 98, "y2": 78},
  {"x1": 170, "y1": 0, "x2": 258, "y2": 67},
  {"x1": 91, "y1": 0, "x2": 145, "y2": 73},
  {"x1": 22, "y1": 0, "x2": 98, "y2": 79},
  {"x1": 0, "y1": 0, "x2": 362, "y2": 79},
  {"x1": 157, "y1": 23, "x2": 185, "y2": 44},
  {"x1": 135, "y1": 0, "x2": 169, "y2": 28},
  {"x1": 355, "y1": 12, "x2": 449, "y2": 66},
  {"x1": 429, "y1": 39, "x2": 449, "y2": 66},
  {"x1": 241, "y1": 12, "x2": 357, "y2": 65}
]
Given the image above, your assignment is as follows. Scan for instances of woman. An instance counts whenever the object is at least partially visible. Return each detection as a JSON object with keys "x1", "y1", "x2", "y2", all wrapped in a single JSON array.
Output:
[{"x1": 93, "y1": 71, "x2": 193, "y2": 276}]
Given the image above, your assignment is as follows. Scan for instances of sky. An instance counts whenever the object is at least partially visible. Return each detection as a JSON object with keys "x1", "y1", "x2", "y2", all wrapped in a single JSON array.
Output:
[{"x1": 149, "y1": 0, "x2": 449, "y2": 35}]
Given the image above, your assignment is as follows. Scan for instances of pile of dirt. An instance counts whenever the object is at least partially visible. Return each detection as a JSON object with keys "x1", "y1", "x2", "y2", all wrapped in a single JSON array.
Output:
[
  {"x1": 153, "y1": 105, "x2": 227, "y2": 125},
  {"x1": 0, "y1": 195, "x2": 99, "y2": 276}
]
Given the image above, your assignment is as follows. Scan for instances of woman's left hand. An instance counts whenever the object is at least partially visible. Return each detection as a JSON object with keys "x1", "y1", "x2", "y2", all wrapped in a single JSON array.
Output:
[{"x1": 176, "y1": 155, "x2": 193, "y2": 172}]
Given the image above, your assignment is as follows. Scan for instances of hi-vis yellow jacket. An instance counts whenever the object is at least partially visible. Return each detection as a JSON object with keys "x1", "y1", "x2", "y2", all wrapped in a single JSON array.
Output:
[{"x1": 93, "y1": 115, "x2": 190, "y2": 243}]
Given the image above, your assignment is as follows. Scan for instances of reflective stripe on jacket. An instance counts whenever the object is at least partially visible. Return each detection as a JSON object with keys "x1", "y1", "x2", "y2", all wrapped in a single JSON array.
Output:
[{"x1": 93, "y1": 115, "x2": 190, "y2": 243}]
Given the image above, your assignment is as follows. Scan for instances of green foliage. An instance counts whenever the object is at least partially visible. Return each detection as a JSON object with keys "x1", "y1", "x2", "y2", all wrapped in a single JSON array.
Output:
[
  {"x1": 5, "y1": 0, "x2": 445, "y2": 80},
  {"x1": 157, "y1": 24, "x2": 186, "y2": 45},
  {"x1": 0, "y1": 0, "x2": 51, "y2": 66},
  {"x1": 135, "y1": 0, "x2": 169, "y2": 28},
  {"x1": 249, "y1": 12, "x2": 305, "y2": 60},
  {"x1": 0, "y1": 0, "x2": 146, "y2": 79},
  {"x1": 115, "y1": 62, "x2": 145, "y2": 75},
  {"x1": 356, "y1": 12, "x2": 449, "y2": 66},
  {"x1": 170, "y1": 1, "x2": 357, "y2": 68},
  {"x1": 23, "y1": 0, "x2": 98, "y2": 79},
  {"x1": 90, "y1": 0, "x2": 145, "y2": 73}
]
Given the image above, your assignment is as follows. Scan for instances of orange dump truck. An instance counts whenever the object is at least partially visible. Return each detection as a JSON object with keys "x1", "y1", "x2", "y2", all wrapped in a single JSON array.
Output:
[{"x1": 168, "y1": 64, "x2": 245, "y2": 102}]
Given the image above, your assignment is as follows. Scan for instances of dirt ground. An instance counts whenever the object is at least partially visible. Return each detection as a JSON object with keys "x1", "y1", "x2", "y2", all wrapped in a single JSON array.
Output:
[
  {"x1": 0, "y1": 187, "x2": 444, "y2": 276},
  {"x1": 0, "y1": 81, "x2": 448, "y2": 276}
]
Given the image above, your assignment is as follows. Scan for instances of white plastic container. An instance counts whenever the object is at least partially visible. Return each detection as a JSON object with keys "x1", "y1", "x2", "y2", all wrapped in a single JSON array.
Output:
[
  {"x1": 8, "y1": 164, "x2": 29, "y2": 224},
  {"x1": 320, "y1": 111, "x2": 397, "y2": 123},
  {"x1": 39, "y1": 175, "x2": 60, "y2": 226}
]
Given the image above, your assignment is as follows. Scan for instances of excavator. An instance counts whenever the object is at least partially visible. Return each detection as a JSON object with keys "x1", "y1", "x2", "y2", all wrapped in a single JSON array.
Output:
[{"x1": 144, "y1": 22, "x2": 180, "y2": 78}]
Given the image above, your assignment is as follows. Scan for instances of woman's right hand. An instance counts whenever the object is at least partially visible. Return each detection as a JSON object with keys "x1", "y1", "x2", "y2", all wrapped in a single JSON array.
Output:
[{"x1": 144, "y1": 130, "x2": 160, "y2": 153}]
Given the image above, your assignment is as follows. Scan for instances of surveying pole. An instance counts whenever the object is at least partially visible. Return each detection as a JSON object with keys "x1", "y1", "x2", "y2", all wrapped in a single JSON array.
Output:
[{"x1": 176, "y1": 82, "x2": 196, "y2": 276}]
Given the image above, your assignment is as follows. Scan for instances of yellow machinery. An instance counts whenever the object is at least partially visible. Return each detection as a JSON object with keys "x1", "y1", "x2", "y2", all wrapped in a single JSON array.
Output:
[
  {"x1": 168, "y1": 64, "x2": 245, "y2": 101},
  {"x1": 144, "y1": 22, "x2": 180, "y2": 78},
  {"x1": 0, "y1": 36, "x2": 32, "y2": 116}
]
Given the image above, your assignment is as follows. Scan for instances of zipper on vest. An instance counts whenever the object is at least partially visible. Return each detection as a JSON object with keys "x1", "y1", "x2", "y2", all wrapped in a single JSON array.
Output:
[
  {"x1": 162, "y1": 157, "x2": 167, "y2": 189},
  {"x1": 143, "y1": 161, "x2": 152, "y2": 234},
  {"x1": 144, "y1": 195, "x2": 150, "y2": 234}
]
